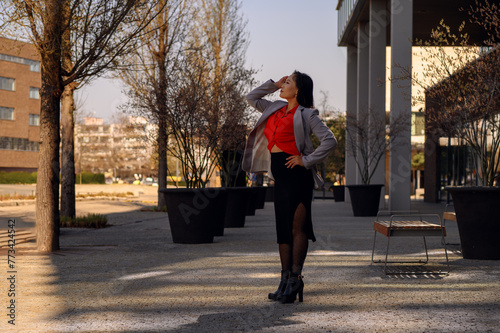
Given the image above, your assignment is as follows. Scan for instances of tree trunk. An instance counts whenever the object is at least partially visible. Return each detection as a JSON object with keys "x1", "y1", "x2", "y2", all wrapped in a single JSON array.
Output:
[
  {"x1": 36, "y1": 74, "x2": 62, "y2": 252},
  {"x1": 60, "y1": 0, "x2": 77, "y2": 218},
  {"x1": 60, "y1": 82, "x2": 78, "y2": 218},
  {"x1": 157, "y1": 59, "x2": 168, "y2": 209},
  {"x1": 155, "y1": 17, "x2": 169, "y2": 208},
  {"x1": 36, "y1": 83, "x2": 62, "y2": 252},
  {"x1": 157, "y1": 116, "x2": 168, "y2": 208},
  {"x1": 36, "y1": 0, "x2": 64, "y2": 252}
]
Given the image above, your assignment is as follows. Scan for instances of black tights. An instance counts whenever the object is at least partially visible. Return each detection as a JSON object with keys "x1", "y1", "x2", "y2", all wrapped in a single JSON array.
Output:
[{"x1": 278, "y1": 203, "x2": 308, "y2": 274}]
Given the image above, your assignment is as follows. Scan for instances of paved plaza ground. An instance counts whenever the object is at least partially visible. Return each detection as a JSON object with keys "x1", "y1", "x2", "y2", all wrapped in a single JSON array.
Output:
[{"x1": 0, "y1": 185, "x2": 499, "y2": 332}]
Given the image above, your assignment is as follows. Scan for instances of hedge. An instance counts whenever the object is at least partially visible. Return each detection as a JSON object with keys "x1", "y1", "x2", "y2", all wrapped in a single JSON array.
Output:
[
  {"x1": 76, "y1": 172, "x2": 105, "y2": 184},
  {"x1": 0, "y1": 171, "x2": 37, "y2": 184},
  {"x1": 0, "y1": 171, "x2": 105, "y2": 184}
]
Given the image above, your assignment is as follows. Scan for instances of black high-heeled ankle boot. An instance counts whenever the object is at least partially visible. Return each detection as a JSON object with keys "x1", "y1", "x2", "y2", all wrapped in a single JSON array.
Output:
[
  {"x1": 268, "y1": 270, "x2": 289, "y2": 301},
  {"x1": 280, "y1": 272, "x2": 304, "y2": 304}
]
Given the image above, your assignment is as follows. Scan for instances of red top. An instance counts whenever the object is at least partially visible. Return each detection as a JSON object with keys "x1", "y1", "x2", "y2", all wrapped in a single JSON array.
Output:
[{"x1": 264, "y1": 104, "x2": 300, "y2": 155}]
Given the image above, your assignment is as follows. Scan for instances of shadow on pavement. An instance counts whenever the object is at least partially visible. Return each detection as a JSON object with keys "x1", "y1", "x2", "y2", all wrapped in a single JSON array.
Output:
[{"x1": 4, "y1": 199, "x2": 499, "y2": 332}]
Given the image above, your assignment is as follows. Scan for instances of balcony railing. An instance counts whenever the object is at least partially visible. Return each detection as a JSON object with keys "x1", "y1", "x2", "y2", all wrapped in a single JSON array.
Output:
[{"x1": 337, "y1": 0, "x2": 358, "y2": 44}]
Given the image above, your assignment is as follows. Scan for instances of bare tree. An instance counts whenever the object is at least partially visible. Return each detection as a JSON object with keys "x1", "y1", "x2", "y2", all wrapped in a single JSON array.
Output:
[
  {"x1": 313, "y1": 91, "x2": 346, "y2": 184},
  {"x1": 1, "y1": 0, "x2": 165, "y2": 252},
  {"x1": 405, "y1": 1, "x2": 500, "y2": 186},
  {"x1": 346, "y1": 111, "x2": 408, "y2": 184},
  {"x1": 119, "y1": 0, "x2": 255, "y2": 190},
  {"x1": 197, "y1": 0, "x2": 255, "y2": 187},
  {"x1": 60, "y1": 11, "x2": 78, "y2": 218},
  {"x1": 119, "y1": 0, "x2": 191, "y2": 207},
  {"x1": 166, "y1": 53, "x2": 217, "y2": 188}
]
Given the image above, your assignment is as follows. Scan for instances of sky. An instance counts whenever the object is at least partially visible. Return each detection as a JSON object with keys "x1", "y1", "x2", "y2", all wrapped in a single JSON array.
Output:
[{"x1": 76, "y1": 0, "x2": 347, "y2": 122}]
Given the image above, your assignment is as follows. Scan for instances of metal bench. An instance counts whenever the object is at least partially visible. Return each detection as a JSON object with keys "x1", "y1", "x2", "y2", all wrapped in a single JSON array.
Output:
[
  {"x1": 372, "y1": 211, "x2": 449, "y2": 274},
  {"x1": 443, "y1": 211, "x2": 457, "y2": 222}
]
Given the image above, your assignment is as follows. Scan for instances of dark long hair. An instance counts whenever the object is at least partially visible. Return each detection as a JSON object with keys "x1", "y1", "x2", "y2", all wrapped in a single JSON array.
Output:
[{"x1": 292, "y1": 70, "x2": 314, "y2": 108}]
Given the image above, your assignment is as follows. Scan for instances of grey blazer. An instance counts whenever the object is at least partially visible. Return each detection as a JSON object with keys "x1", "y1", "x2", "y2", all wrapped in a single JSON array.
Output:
[{"x1": 242, "y1": 79, "x2": 337, "y2": 188}]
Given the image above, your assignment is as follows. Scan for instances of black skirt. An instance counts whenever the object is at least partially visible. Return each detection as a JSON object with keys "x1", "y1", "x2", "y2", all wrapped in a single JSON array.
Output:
[{"x1": 271, "y1": 152, "x2": 316, "y2": 244}]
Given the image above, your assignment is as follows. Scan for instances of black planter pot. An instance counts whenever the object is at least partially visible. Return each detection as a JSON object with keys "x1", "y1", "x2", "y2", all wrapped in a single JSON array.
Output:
[
  {"x1": 346, "y1": 184, "x2": 384, "y2": 217},
  {"x1": 160, "y1": 188, "x2": 225, "y2": 244},
  {"x1": 255, "y1": 186, "x2": 267, "y2": 209},
  {"x1": 446, "y1": 186, "x2": 500, "y2": 260},
  {"x1": 265, "y1": 186, "x2": 275, "y2": 202},
  {"x1": 224, "y1": 187, "x2": 249, "y2": 228},
  {"x1": 245, "y1": 187, "x2": 259, "y2": 216},
  {"x1": 332, "y1": 185, "x2": 345, "y2": 202},
  {"x1": 212, "y1": 188, "x2": 228, "y2": 237}
]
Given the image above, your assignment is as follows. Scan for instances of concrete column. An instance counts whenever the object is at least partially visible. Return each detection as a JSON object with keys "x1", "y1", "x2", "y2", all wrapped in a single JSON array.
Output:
[
  {"x1": 389, "y1": 0, "x2": 412, "y2": 210},
  {"x1": 369, "y1": 0, "x2": 387, "y2": 207},
  {"x1": 345, "y1": 43, "x2": 358, "y2": 202},
  {"x1": 357, "y1": 21, "x2": 370, "y2": 181}
]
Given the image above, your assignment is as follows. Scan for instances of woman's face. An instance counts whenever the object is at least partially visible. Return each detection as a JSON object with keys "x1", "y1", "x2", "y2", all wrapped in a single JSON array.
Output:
[{"x1": 279, "y1": 74, "x2": 298, "y2": 101}]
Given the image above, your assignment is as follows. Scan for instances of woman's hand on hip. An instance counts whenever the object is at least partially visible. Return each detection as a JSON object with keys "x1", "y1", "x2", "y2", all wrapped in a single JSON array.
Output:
[
  {"x1": 285, "y1": 154, "x2": 304, "y2": 168},
  {"x1": 274, "y1": 76, "x2": 288, "y2": 88}
]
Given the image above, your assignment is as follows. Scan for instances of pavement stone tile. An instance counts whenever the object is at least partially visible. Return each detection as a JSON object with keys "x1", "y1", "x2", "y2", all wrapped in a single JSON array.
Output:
[{"x1": 0, "y1": 186, "x2": 499, "y2": 332}]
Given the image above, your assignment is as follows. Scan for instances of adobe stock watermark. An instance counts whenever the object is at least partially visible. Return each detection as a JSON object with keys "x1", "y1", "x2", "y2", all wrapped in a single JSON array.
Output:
[
  {"x1": 389, "y1": 153, "x2": 412, "y2": 194},
  {"x1": 346, "y1": 0, "x2": 406, "y2": 58},
  {"x1": 6, "y1": 219, "x2": 17, "y2": 326},
  {"x1": 178, "y1": 188, "x2": 224, "y2": 225}
]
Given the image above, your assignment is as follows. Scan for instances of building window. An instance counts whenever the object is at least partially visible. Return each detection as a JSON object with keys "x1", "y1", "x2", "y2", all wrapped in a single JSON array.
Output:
[
  {"x1": 0, "y1": 137, "x2": 39, "y2": 151},
  {"x1": 29, "y1": 114, "x2": 40, "y2": 126},
  {"x1": 0, "y1": 77, "x2": 15, "y2": 91},
  {"x1": 0, "y1": 53, "x2": 41, "y2": 72},
  {"x1": 411, "y1": 112, "x2": 425, "y2": 136},
  {"x1": 30, "y1": 87, "x2": 40, "y2": 99},
  {"x1": 29, "y1": 61, "x2": 40, "y2": 72},
  {"x1": 0, "y1": 107, "x2": 14, "y2": 120}
]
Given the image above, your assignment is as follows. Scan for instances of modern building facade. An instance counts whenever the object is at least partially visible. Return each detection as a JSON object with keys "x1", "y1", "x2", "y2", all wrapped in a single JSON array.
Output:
[
  {"x1": 75, "y1": 117, "x2": 155, "y2": 179},
  {"x1": 0, "y1": 37, "x2": 41, "y2": 172},
  {"x1": 336, "y1": 0, "x2": 489, "y2": 209}
]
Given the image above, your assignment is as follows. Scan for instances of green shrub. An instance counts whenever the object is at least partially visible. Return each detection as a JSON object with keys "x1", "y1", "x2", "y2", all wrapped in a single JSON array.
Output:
[
  {"x1": 167, "y1": 180, "x2": 186, "y2": 187},
  {"x1": 153, "y1": 206, "x2": 168, "y2": 212},
  {"x1": 60, "y1": 213, "x2": 108, "y2": 228},
  {"x1": 76, "y1": 172, "x2": 105, "y2": 184},
  {"x1": 0, "y1": 171, "x2": 37, "y2": 184},
  {"x1": 0, "y1": 171, "x2": 105, "y2": 184}
]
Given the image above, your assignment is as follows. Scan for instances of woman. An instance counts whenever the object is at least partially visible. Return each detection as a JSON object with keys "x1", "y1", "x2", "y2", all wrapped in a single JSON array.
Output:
[{"x1": 243, "y1": 71, "x2": 337, "y2": 303}]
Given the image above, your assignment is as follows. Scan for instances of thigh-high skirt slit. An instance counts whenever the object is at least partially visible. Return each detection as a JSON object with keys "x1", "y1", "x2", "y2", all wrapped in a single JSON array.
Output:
[{"x1": 271, "y1": 152, "x2": 316, "y2": 244}]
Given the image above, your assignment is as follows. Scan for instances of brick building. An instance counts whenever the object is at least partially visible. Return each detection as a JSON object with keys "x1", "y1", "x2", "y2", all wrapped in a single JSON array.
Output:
[{"x1": 0, "y1": 37, "x2": 41, "y2": 172}]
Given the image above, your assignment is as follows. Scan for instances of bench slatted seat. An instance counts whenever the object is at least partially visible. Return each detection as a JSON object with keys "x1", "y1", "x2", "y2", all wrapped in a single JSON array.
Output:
[
  {"x1": 443, "y1": 212, "x2": 457, "y2": 222},
  {"x1": 372, "y1": 212, "x2": 449, "y2": 274},
  {"x1": 374, "y1": 220, "x2": 446, "y2": 237}
]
